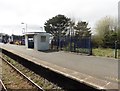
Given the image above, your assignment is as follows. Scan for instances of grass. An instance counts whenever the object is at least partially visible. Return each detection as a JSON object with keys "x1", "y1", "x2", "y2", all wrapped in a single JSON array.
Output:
[
  {"x1": 59, "y1": 45, "x2": 120, "y2": 59},
  {"x1": 93, "y1": 48, "x2": 120, "y2": 59}
]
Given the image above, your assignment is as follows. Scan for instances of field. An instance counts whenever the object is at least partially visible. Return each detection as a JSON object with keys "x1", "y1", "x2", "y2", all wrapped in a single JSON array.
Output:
[{"x1": 92, "y1": 48, "x2": 120, "y2": 59}]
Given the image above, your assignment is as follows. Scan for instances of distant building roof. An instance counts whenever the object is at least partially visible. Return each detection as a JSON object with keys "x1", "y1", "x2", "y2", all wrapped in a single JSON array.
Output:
[
  {"x1": 24, "y1": 32, "x2": 50, "y2": 36},
  {"x1": 0, "y1": 33, "x2": 8, "y2": 36}
]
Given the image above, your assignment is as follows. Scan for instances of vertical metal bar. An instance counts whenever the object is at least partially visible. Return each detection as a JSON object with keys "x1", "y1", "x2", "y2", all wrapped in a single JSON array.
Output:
[
  {"x1": 89, "y1": 36, "x2": 92, "y2": 55},
  {"x1": 115, "y1": 41, "x2": 117, "y2": 58},
  {"x1": 59, "y1": 29, "x2": 61, "y2": 51}
]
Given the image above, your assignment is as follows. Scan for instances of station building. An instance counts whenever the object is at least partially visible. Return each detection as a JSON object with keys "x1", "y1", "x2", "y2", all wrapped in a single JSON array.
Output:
[{"x1": 25, "y1": 32, "x2": 50, "y2": 51}]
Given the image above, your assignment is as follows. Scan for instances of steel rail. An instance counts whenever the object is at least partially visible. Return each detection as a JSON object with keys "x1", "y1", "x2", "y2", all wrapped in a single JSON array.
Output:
[
  {"x1": 0, "y1": 79, "x2": 7, "y2": 91},
  {"x1": 0, "y1": 56, "x2": 44, "y2": 91}
]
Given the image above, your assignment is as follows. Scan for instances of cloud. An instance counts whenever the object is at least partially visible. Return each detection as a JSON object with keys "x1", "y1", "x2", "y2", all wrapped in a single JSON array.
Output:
[{"x1": 0, "y1": 0, "x2": 119, "y2": 35}]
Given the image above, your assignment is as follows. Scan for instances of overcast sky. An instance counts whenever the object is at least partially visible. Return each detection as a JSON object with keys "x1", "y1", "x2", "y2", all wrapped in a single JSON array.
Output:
[{"x1": 0, "y1": 0, "x2": 119, "y2": 35}]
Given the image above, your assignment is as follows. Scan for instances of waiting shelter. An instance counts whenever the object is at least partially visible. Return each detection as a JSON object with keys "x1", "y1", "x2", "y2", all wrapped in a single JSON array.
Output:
[{"x1": 25, "y1": 32, "x2": 50, "y2": 51}]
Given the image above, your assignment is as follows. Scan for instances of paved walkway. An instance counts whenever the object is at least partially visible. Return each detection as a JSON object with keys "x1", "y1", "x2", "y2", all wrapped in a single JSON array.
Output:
[{"x1": 0, "y1": 43, "x2": 119, "y2": 89}]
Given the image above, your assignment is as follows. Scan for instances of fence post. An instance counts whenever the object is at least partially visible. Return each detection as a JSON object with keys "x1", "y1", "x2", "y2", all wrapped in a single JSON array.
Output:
[
  {"x1": 115, "y1": 41, "x2": 117, "y2": 58},
  {"x1": 89, "y1": 36, "x2": 92, "y2": 55}
]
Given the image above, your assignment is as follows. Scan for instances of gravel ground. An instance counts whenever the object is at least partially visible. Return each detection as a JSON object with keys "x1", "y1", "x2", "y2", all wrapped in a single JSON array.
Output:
[
  {"x1": 2, "y1": 59, "x2": 37, "y2": 90},
  {"x1": 2, "y1": 54, "x2": 64, "y2": 91}
]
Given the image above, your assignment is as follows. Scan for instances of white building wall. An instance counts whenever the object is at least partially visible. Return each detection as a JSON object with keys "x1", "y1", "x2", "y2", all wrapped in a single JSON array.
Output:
[
  {"x1": 34, "y1": 34, "x2": 38, "y2": 50},
  {"x1": 36, "y1": 33, "x2": 49, "y2": 50},
  {"x1": 25, "y1": 35, "x2": 28, "y2": 48}
]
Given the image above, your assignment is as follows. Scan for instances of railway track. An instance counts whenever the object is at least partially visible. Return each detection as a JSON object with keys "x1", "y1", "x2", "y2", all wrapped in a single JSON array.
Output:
[
  {"x1": 0, "y1": 79, "x2": 7, "y2": 91},
  {"x1": 1, "y1": 53, "x2": 64, "y2": 90},
  {"x1": 0, "y1": 55, "x2": 44, "y2": 91}
]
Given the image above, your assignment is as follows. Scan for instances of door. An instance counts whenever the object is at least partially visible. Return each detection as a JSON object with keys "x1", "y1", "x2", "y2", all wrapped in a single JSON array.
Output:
[{"x1": 28, "y1": 35, "x2": 34, "y2": 48}]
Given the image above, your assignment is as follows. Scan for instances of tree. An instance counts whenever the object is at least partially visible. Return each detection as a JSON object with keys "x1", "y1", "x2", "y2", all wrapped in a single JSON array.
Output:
[
  {"x1": 74, "y1": 21, "x2": 91, "y2": 38},
  {"x1": 44, "y1": 14, "x2": 70, "y2": 50},
  {"x1": 94, "y1": 16, "x2": 118, "y2": 48},
  {"x1": 117, "y1": 28, "x2": 120, "y2": 49},
  {"x1": 65, "y1": 20, "x2": 91, "y2": 52},
  {"x1": 44, "y1": 14, "x2": 70, "y2": 38}
]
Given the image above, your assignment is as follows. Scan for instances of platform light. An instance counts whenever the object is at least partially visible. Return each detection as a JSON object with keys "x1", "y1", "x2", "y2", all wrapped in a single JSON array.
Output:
[{"x1": 21, "y1": 22, "x2": 27, "y2": 33}]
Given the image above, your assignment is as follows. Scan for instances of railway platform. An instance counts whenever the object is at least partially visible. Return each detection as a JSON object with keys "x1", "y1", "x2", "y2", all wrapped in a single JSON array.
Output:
[{"x1": 0, "y1": 43, "x2": 119, "y2": 90}]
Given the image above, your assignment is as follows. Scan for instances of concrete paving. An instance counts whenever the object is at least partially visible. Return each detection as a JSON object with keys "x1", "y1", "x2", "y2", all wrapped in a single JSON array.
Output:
[{"x1": 0, "y1": 43, "x2": 119, "y2": 90}]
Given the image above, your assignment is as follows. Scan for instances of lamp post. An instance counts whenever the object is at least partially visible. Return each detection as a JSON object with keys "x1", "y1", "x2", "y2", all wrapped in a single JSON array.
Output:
[
  {"x1": 22, "y1": 28, "x2": 25, "y2": 34},
  {"x1": 21, "y1": 22, "x2": 27, "y2": 33},
  {"x1": 21, "y1": 22, "x2": 27, "y2": 45}
]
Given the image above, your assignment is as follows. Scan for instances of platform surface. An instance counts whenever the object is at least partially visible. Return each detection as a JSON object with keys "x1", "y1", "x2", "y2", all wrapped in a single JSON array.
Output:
[{"x1": 0, "y1": 43, "x2": 119, "y2": 90}]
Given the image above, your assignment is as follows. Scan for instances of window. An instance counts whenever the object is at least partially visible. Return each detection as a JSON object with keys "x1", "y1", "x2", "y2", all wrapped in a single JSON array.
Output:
[
  {"x1": 41, "y1": 36, "x2": 46, "y2": 42},
  {"x1": 28, "y1": 36, "x2": 34, "y2": 42}
]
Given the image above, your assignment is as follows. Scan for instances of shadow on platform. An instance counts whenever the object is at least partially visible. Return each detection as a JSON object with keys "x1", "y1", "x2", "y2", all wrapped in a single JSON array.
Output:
[{"x1": 38, "y1": 49, "x2": 59, "y2": 53}]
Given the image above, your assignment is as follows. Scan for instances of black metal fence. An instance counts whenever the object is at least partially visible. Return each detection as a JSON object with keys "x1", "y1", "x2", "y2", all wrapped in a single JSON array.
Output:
[{"x1": 51, "y1": 36, "x2": 92, "y2": 55}]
